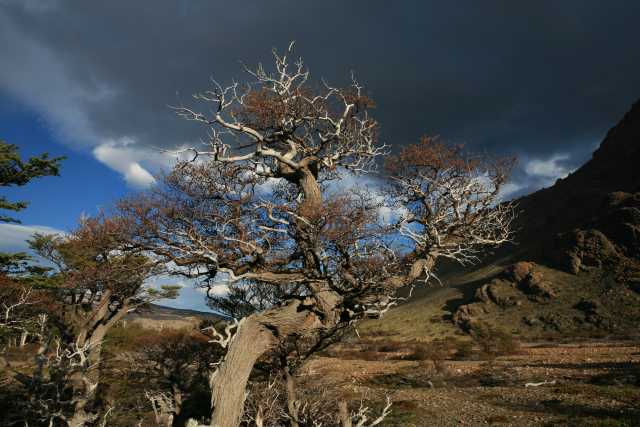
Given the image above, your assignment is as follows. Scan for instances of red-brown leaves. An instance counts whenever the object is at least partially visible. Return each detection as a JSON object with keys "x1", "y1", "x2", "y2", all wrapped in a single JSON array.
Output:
[
  {"x1": 234, "y1": 87, "x2": 319, "y2": 131},
  {"x1": 343, "y1": 88, "x2": 376, "y2": 112},
  {"x1": 385, "y1": 135, "x2": 517, "y2": 263},
  {"x1": 385, "y1": 136, "x2": 471, "y2": 176}
]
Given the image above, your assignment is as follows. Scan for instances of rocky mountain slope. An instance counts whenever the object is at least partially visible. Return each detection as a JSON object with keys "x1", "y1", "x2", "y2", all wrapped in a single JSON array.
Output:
[{"x1": 361, "y1": 100, "x2": 640, "y2": 341}]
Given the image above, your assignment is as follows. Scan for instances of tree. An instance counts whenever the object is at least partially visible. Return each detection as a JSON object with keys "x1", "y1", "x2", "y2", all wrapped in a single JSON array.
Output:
[
  {"x1": 0, "y1": 140, "x2": 63, "y2": 224},
  {"x1": 139, "y1": 329, "x2": 221, "y2": 426},
  {"x1": 21, "y1": 214, "x2": 178, "y2": 427},
  {"x1": 385, "y1": 136, "x2": 515, "y2": 267},
  {"x1": 0, "y1": 140, "x2": 62, "y2": 349},
  {"x1": 121, "y1": 44, "x2": 515, "y2": 426}
]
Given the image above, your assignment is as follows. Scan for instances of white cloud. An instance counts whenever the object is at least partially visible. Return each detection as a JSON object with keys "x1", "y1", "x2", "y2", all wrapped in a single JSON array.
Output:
[
  {"x1": 92, "y1": 137, "x2": 177, "y2": 188},
  {"x1": 0, "y1": 15, "x2": 176, "y2": 188},
  {"x1": 0, "y1": 223, "x2": 64, "y2": 252},
  {"x1": 525, "y1": 153, "x2": 572, "y2": 180},
  {"x1": 201, "y1": 284, "x2": 229, "y2": 297},
  {"x1": 498, "y1": 181, "x2": 526, "y2": 201}
]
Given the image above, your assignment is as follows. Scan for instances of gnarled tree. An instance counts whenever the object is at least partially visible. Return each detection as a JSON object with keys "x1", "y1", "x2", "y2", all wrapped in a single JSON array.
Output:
[
  {"x1": 121, "y1": 44, "x2": 515, "y2": 427},
  {"x1": 23, "y1": 215, "x2": 177, "y2": 427}
]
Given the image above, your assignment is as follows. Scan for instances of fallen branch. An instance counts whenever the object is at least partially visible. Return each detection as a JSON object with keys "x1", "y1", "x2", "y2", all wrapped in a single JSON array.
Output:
[{"x1": 524, "y1": 380, "x2": 557, "y2": 387}]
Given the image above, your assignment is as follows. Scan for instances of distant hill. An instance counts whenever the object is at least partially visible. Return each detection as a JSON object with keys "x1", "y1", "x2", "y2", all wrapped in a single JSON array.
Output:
[
  {"x1": 124, "y1": 304, "x2": 223, "y2": 331},
  {"x1": 359, "y1": 100, "x2": 640, "y2": 342}
]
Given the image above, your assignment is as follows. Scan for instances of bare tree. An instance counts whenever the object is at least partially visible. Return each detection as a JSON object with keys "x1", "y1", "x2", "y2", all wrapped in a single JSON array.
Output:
[
  {"x1": 121, "y1": 44, "x2": 515, "y2": 427},
  {"x1": 0, "y1": 277, "x2": 37, "y2": 349}
]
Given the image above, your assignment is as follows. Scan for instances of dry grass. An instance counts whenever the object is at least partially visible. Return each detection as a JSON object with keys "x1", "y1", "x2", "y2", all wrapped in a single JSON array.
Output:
[{"x1": 302, "y1": 341, "x2": 640, "y2": 426}]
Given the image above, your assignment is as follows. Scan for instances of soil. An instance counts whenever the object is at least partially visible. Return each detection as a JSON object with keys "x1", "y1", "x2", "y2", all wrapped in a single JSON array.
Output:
[{"x1": 299, "y1": 341, "x2": 640, "y2": 426}]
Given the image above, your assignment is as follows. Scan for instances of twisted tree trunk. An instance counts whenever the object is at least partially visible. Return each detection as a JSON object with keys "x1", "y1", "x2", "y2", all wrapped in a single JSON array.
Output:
[{"x1": 209, "y1": 300, "x2": 325, "y2": 427}]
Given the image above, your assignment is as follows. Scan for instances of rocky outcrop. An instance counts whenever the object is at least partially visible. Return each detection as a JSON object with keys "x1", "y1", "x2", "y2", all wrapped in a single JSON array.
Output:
[
  {"x1": 453, "y1": 262, "x2": 555, "y2": 330},
  {"x1": 552, "y1": 229, "x2": 619, "y2": 274},
  {"x1": 597, "y1": 192, "x2": 640, "y2": 257},
  {"x1": 452, "y1": 302, "x2": 488, "y2": 331},
  {"x1": 547, "y1": 191, "x2": 640, "y2": 274},
  {"x1": 451, "y1": 101, "x2": 640, "y2": 338}
]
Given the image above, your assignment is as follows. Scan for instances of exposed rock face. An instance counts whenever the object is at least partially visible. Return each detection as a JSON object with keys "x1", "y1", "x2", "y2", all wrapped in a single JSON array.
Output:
[
  {"x1": 552, "y1": 229, "x2": 619, "y2": 274},
  {"x1": 597, "y1": 192, "x2": 640, "y2": 257},
  {"x1": 453, "y1": 262, "x2": 555, "y2": 330},
  {"x1": 546, "y1": 191, "x2": 640, "y2": 274},
  {"x1": 506, "y1": 261, "x2": 535, "y2": 282},
  {"x1": 452, "y1": 303, "x2": 487, "y2": 331}
]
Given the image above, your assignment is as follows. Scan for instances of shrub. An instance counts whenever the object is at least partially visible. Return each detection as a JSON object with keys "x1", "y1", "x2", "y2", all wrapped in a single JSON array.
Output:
[
  {"x1": 403, "y1": 340, "x2": 452, "y2": 375},
  {"x1": 452, "y1": 339, "x2": 475, "y2": 360},
  {"x1": 376, "y1": 341, "x2": 404, "y2": 353},
  {"x1": 469, "y1": 322, "x2": 520, "y2": 358}
]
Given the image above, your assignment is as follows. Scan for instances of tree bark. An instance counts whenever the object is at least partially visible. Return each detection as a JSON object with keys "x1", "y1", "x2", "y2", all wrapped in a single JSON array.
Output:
[
  {"x1": 284, "y1": 367, "x2": 300, "y2": 427},
  {"x1": 299, "y1": 167, "x2": 322, "y2": 211},
  {"x1": 66, "y1": 303, "x2": 128, "y2": 427},
  {"x1": 209, "y1": 300, "x2": 324, "y2": 427},
  {"x1": 338, "y1": 401, "x2": 351, "y2": 427},
  {"x1": 209, "y1": 316, "x2": 276, "y2": 427}
]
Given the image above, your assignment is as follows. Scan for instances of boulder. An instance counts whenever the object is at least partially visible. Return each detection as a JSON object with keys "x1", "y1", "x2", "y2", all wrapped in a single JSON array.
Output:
[
  {"x1": 487, "y1": 279, "x2": 522, "y2": 307},
  {"x1": 523, "y1": 279, "x2": 556, "y2": 300},
  {"x1": 506, "y1": 261, "x2": 535, "y2": 282},
  {"x1": 453, "y1": 303, "x2": 487, "y2": 331},
  {"x1": 552, "y1": 229, "x2": 619, "y2": 274}
]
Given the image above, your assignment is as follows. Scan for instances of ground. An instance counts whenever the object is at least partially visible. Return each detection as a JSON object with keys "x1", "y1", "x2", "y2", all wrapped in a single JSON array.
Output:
[{"x1": 301, "y1": 341, "x2": 640, "y2": 426}]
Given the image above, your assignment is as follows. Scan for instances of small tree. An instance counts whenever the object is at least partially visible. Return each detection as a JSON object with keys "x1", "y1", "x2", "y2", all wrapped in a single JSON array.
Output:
[
  {"x1": 23, "y1": 215, "x2": 178, "y2": 427},
  {"x1": 139, "y1": 329, "x2": 221, "y2": 426},
  {"x1": 0, "y1": 140, "x2": 63, "y2": 224},
  {"x1": 0, "y1": 140, "x2": 63, "y2": 349},
  {"x1": 122, "y1": 44, "x2": 515, "y2": 426}
]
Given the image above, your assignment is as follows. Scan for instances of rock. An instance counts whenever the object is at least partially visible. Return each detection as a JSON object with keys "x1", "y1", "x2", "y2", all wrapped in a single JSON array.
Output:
[
  {"x1": 592, "y1": 192, "x2": 640, "y2": 257},
  {"x1": 503, "y1": 262, "x2": 556, "y2": 300},
  {"x1": 475, "y1": 278, "x2": 523, "y2": 307},
  {"x1": 453, "y1": 303, "x2": 487, "y2": 331},
  {"x1": 527, "y1": 270, "x2": 544, "y2": 286},
  {"x1": 574, "y1": 299, "x2": 603, "y2": 326},
  {"x1": 474, "y1": 284, "x2": 492, "y2": 304},
  {"x1": 553, "y1": 229, "x2": 619, "y2": 274},
  {"x1": 514, "y1": 268, "x2": 556, "y2": 300},
  {"x1": 487, "y1": 280, "x2": 522, "y2": 307},
  {"x1": 507, "y1": 261, "x2": 535, "y2": 282},
  {"x1": 525, "y1": 280, "x2": 556, "y2": 300}
]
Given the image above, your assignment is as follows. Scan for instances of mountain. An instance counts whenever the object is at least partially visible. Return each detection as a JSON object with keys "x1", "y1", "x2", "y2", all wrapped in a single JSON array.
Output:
[
  {"x1": 514, "y1": 99, "x2": 640, "y2": 263},
  {"x1": 359, "y1": 100, "x2": 640, "y2": 341}
]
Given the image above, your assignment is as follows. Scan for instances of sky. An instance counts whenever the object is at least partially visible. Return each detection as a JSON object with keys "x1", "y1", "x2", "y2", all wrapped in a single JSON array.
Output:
[{"x1": 2, "y1": 1, "x2": 640, "y2": 311}]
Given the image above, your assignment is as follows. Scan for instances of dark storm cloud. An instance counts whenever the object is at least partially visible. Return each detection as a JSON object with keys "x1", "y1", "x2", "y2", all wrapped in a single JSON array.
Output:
[{"x1": 1, "y1": 0, "x2": 639, "y2": 193}]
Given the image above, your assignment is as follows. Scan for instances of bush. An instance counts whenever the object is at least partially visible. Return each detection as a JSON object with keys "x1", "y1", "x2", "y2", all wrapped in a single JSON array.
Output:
[
  {"x1": 103, "y1": 323, "x2": 151, "y2": 352},
  {"x1": 469, "y1": 322, "x2": 520, "y2": 358},
  {"x1": 402, "y1": 340, "x2": 452, "y2": 375},
  {"x1": 452, "y1": 339, "x2": 475, "y2": 360},
  {"x1": 376, "y1": 341, "x2": 404, "y2": 353}
]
